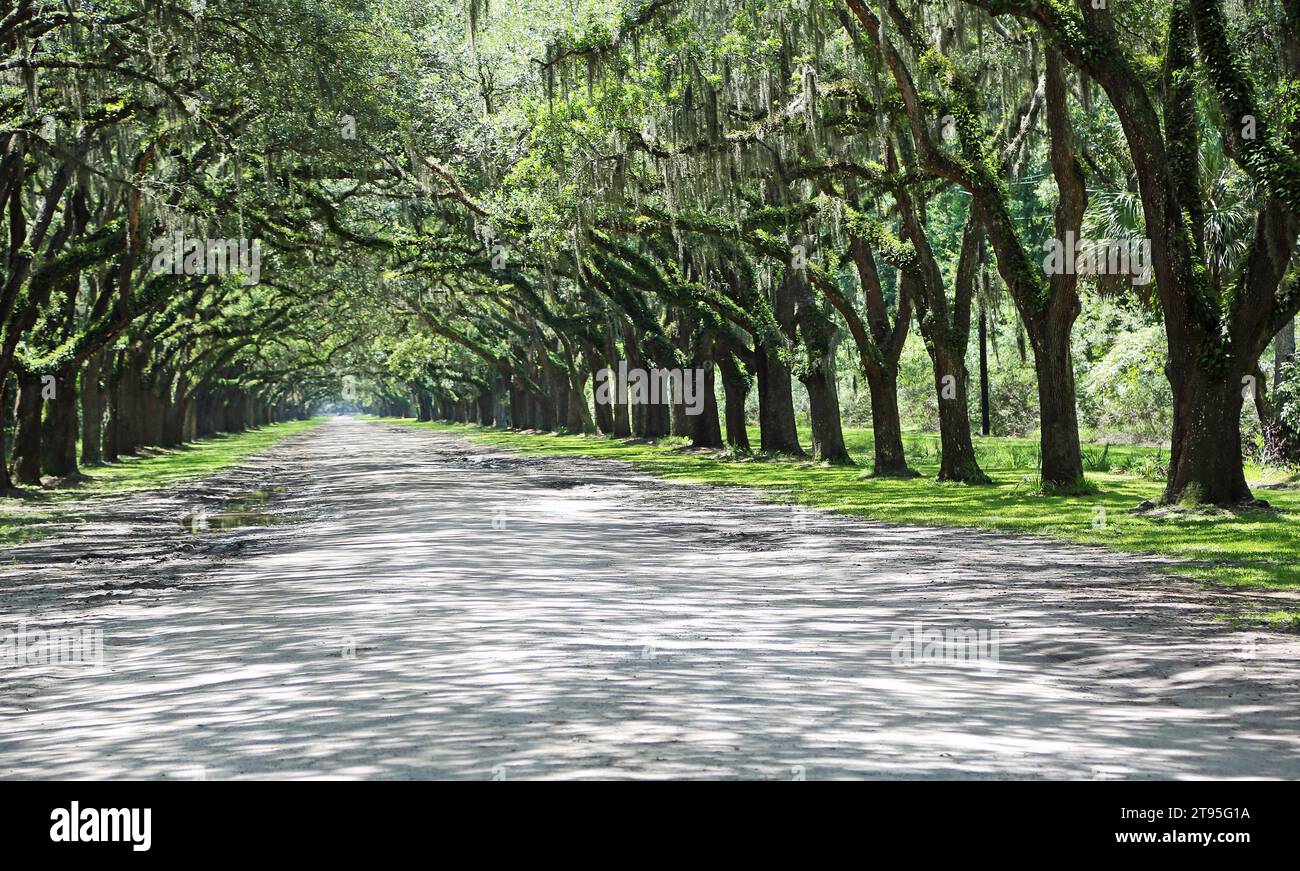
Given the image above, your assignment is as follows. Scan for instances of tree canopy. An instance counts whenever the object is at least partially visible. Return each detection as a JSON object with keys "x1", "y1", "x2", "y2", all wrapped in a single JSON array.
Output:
[{"x1": 3, "y1": 0, "x2": 1298, "y2": 505}]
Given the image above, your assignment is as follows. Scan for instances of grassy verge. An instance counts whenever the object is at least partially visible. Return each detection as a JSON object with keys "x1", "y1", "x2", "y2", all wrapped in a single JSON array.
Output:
[
  {"x1": 376, "y1": 418, "x2": 1300, "y2": 594},
  {"x1": 0, "y1": 418, "x2": 324, "y2": 546}
]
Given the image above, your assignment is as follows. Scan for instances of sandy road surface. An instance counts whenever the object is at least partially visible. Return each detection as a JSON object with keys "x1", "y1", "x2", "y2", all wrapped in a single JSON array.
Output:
[{"x1": 1, "y1": 417, "x2": 1297, "y2": 779}]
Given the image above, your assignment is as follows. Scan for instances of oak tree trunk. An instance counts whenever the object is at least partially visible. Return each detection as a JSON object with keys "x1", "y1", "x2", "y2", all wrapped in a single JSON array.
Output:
[
  {"x1": 754, "y1": 341, "x2": 803, "y2": 455},
  {"x1": 716, "y1": 350, "x2": 751, "y2": 452},
  {"x1": 686, "y1": 361, "x2": 724, "y2": 448},
  {"x1": 1166, "y1": 362, "x2": 1253, "y2": 504},
  {"x1": 1030, "y1": 310, "x2": 1085, "y2": 488},
  {"x1": 80, "y1": 352, "x2": 104, "y2": 465},
  {"x1": 931, "y1": 347, "x2": 990, "y2": 485},
  {"x1": 40, "y1": 370, "x2": 78, "y2": 477},
  {"x1": 12, "y1": 373, "x2": 44, "y2": 485},
  {"x1": 865, "y1": 366, "x2": 911, "y2": 476}
]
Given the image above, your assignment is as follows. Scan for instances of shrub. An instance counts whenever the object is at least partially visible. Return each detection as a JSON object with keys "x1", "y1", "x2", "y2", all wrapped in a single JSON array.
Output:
[{"x1": 1080, "y1": 324, "x2": 1172, "y2": 442}]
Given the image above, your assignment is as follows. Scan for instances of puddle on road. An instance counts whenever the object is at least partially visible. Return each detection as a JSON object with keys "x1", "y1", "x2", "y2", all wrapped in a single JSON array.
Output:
[{"x1": 179, "y1": 488, "x2": 287, "y2": 533}]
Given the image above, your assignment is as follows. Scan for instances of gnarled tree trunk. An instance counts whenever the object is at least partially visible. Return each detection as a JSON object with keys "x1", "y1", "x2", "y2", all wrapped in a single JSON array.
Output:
[{"x1": 1165, "y1": 354, "x2": 1253, "y2": 504}]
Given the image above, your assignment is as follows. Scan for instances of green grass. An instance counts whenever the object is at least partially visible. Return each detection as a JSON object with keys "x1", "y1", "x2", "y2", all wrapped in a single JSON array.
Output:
[
  {"x1": 1223, "y1": 609, "x2": 1300, "y2": 630},
  {"x1": 0, "y1": 418, "x2": 324, "y2": 546},
  {"x1": 377, "y1": 418, "x2": 1300, "y2": 591}
]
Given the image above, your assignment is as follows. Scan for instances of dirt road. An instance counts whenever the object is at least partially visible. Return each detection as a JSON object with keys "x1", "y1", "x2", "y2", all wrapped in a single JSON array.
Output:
[{"x1": 2, "y1": 417, "x2": 1297, "y2": 779}]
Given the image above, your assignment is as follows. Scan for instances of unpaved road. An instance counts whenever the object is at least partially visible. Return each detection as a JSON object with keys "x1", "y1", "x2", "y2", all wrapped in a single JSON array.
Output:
[{"x1": 2, "y1": 417, "x2": 1298, "y2": 780}]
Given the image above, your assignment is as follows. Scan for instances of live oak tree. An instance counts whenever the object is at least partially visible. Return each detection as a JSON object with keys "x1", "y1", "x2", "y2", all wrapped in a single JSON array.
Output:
[
  {"x1": 963, "y1": 0, "x2": 1300, "y2": 503},
  {"x1": 1, "y1": 0, "x2": 409, "y2": 487}
]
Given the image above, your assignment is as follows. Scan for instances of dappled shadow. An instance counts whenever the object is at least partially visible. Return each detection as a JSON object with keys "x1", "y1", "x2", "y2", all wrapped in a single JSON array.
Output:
[{"x1": 1, "y1": 418, "x2": 1297, "y2": 780}]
